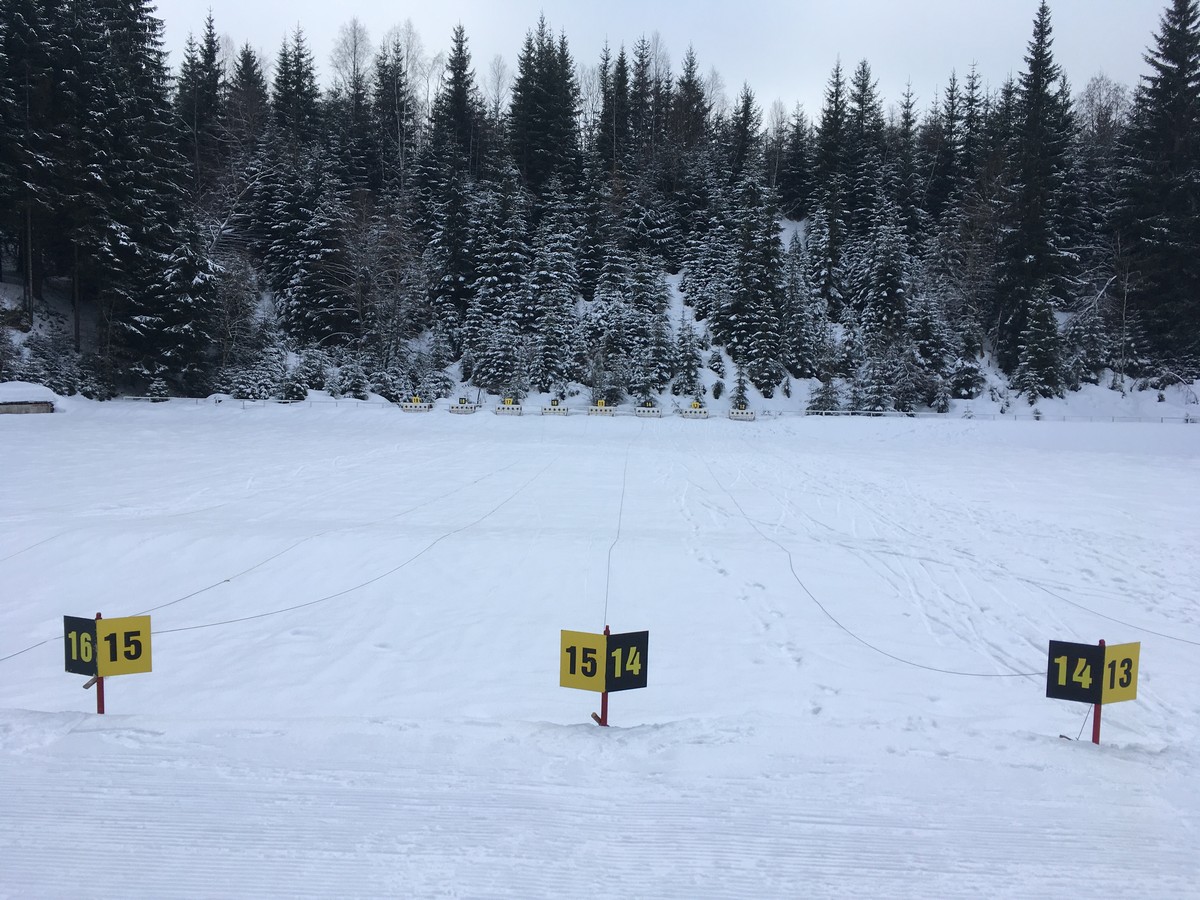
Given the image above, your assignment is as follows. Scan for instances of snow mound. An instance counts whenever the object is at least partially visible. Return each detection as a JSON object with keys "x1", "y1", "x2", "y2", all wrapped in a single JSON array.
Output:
[{"x1": 0, "y1": 380, "x2": 60, "y2": 403}]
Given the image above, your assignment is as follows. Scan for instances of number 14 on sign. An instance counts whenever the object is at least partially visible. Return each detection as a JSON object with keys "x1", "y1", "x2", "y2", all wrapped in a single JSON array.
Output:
[
  {"x1": 1046, "y1": 640, "x2": 1139, "y2": 706},
  {"x1": 559, "y1": 629, "x2": 648, "y2": 693}
]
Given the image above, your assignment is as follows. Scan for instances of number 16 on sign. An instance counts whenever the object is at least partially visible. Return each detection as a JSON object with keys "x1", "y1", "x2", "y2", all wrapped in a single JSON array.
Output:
[{"x1": 64, "y1": 613, "x2": 152, "y2": 714}]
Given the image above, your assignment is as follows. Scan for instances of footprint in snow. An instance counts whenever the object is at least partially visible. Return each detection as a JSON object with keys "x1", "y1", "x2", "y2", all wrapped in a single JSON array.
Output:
[{"x1": 101, "y1": 728, "x2": 164, "y2": 748}]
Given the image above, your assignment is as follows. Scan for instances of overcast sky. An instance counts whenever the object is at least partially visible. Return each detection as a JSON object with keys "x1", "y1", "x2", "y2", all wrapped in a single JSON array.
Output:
[{"x1": 150, "y1": 0, "x2": 1168, "y2": 119}]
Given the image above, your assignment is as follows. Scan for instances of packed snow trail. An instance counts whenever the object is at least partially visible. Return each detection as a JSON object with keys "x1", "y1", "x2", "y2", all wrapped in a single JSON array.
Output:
[{"x1": 1, "y1": 400, "x2": 1198, "y2": 897}]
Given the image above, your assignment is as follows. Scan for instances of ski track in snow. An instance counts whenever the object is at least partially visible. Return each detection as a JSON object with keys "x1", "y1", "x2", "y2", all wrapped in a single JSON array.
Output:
[
  {"x1": 2, "y1": 713, "x2": 1197, "y2": 899},
  {"x1": 1, "y1": 403, "x2": 1198, "y2": 897}
]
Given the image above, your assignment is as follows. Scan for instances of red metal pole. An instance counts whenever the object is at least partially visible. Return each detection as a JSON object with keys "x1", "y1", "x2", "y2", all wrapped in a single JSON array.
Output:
[
  {"x1": 95, "y1": 613, "x2": 105, "y2": 715},
  {"x1": 1092, "y1": 639, "x2": 1104, "y2": 745},
  {"x1": 598, "y1": 625, "x2": 610, "y2": 727}
]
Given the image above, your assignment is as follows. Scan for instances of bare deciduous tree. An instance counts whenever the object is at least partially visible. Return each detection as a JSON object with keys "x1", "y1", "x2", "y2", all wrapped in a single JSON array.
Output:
[
  {"x1": 1077, "y1": 73, "x2": 1129, "y2": 148},
  {"x1": 765, "y1": 99, "x2": 788, "y2": 188},
  {"x1": 577, "y1": 63, "x2": 600, "y2": 149},
  {"x1": 705, "y1": 66, "x2": 728, "y2": 120},
  {"x1": 649, "y1": 32, "x2": 671, "y2": 89},
  {"x1": 484, "y1": 54, "x2": 511, "y2": 122},
  {"x1": 382, "y1": 19, "x2": 441, "y2": 144},
  {"x1": 332, "y1": 18, "x2": 372, "y2": 92}
]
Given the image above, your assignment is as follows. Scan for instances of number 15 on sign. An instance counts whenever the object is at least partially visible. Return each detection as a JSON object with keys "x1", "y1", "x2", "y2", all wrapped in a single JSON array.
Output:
[
  {"x1": 64, "y1": 615, "x2": 152, "y2": 677},
  {"x1": 560, "y1": 629, "x2": 648, "y2": 693}
]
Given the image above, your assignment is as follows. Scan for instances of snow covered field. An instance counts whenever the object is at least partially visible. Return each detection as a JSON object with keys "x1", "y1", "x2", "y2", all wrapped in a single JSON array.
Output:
[{"x1": 1, "y1": 392, "x2": 1198, "y2": 897}]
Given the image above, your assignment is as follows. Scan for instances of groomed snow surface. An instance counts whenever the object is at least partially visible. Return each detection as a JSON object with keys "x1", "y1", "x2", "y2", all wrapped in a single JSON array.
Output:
[{"x1": 1, "y1": 394, "x2": 1198, "y2": 898}]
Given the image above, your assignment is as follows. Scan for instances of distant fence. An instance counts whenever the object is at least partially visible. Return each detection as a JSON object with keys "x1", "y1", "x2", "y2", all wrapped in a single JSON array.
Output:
[
  {"x1": 0, "y1": 400, "x2": 54, "y2": 414},
  {"x1": 114, "y1": 396, "x2": 1199, "y2": 424},
  {"x1": 121, "y1": 396, "x2": 391, "y2": 409},
  {"x1": 800, "y1": 408, "x2": 1198, "y2": 424}
]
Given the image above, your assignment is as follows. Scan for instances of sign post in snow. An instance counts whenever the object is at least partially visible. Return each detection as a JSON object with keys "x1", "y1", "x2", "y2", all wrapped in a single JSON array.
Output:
[
  {"x1": 560, "y1": 626, "x2": 648, "y2": 726},
  {"x1": 1046, "y1": 639, "x2": 1139, "y2": 744},
  {"x1": 64, "y1": 613, "x2": 152, "y2": 714}
]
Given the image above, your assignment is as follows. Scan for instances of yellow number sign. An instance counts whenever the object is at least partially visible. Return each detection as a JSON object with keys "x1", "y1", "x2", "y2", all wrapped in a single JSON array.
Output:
[
  {"x1": 95, "y1": 616, "x2": 152, "y2": 676},
  {"x1": 560, "y1": 630, "x2": 606, "y2": 692},
  {"x1": 1102, "y1": 642, "x2": 1139, "y2": 704}
]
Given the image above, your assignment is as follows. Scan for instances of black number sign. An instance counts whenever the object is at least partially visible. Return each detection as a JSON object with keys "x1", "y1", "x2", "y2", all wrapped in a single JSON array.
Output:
[
  {"x1": 1045, "y1": 640, "x2": 1103, "y2": 704},
  {"x1": 64, "y1": 616, "x2": 98, "y2": 677},
  {"x1": 606, "y1": 631, "x2": 649, "y2": 693}
]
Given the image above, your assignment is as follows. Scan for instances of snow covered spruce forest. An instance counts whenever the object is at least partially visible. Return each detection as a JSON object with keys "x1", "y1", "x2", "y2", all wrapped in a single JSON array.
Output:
[{"x1": 0, "y1": 1, "x2": 1198, "y2": 408}]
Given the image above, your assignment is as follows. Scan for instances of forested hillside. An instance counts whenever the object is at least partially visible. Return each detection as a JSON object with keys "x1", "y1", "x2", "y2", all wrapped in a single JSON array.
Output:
[{"x1": 1, "y1": 0, "x2": 1197, "y2": 409}]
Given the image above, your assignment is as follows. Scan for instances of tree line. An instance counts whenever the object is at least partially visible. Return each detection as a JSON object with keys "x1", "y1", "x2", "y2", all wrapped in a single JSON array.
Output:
[{"x1": 0, "y1": 0, "x2": 1196, "y2": 408}]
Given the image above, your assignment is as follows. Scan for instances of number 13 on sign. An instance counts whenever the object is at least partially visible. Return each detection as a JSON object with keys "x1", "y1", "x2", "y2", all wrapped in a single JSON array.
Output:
[{"x1": 1046, "y1": 640, "x2": 1138, "y2": 705}]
